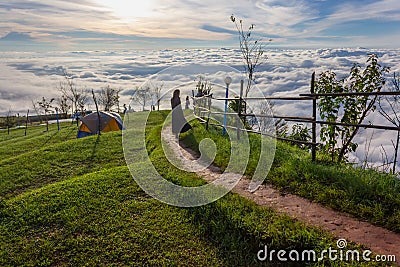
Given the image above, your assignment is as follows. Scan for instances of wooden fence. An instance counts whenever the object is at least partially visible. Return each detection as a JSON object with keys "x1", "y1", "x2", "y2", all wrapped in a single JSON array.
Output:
[{"x1": 192, "y1": 72, "x2": 400, "y2": 162}]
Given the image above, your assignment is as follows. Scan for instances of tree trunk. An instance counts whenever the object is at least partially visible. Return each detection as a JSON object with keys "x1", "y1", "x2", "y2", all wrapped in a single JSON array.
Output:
[
  {"x1": 338, "y1": 96, "x2": 378, "y2": 162},
  {"x1": 338, "y1": 126, "x2": 359, "y2": 162}
]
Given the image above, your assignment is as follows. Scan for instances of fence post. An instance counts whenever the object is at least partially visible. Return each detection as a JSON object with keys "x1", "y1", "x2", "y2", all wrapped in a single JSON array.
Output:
[
  {"x1": 92, "y1": 89, "x2": 101, "y2": 135},
  {"x1": 237, "y1": 80, "x2": 244, "y2": 140},
  {"x1": 25, "y1": 109, "x2": 29, "y2": 136},
  {"x1": 195, "y1": 97, "x2": 200, "y2": 117},
  {"x1": 311, "y1": 72, "x2": 317, "y2": 162},
  {"x1": 206, "y1": 96, "x2": 211, "y2": 131}
]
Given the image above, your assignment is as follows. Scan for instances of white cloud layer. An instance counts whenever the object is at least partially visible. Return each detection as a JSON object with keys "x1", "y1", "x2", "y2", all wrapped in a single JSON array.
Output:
[{"x1": 1, "y1": 47, "x2": 400, "y2": 169}]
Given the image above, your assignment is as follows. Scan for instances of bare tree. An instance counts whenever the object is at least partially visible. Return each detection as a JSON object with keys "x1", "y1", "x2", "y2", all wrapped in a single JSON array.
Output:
[
  {"x1": 230, "y1": 15, "x2": 270, "y2": 97},
  {"x1": 77, "y1": 90, "x2": 89, "y2": 114},
  {"x1": 38, "y1": 97, "x2": 55, "y2": 132},
  {"x1": 57, "y1": 94, "x2": 70, "y2": 119},
  {"x1": 98, "y1": 85, "x2": 121, "y2": 111},
  {"x1": 116, "y1": 89, "x2": 121, "y2": 113},
  {"x1": 132, "y1": 86, "x2": 151, "y2": 111},
  {"x1": 379, "y1": 72, "x2": 400, "y2": 173},
  {"x1": 58, "y1": 69, "x2": 76, "y2": 114},
  {"x1": 149, "y1": 82, "x2": 164, "y2": 111},
  {"x1": 58, "y1": 69, "x2": 88, "y2": 117},
  {"x1": 5, "y1": 109, "x2": 15, "y2": 135},
  {"x1": 30, "y1": 99, "x2": 43, "y2": 123}
]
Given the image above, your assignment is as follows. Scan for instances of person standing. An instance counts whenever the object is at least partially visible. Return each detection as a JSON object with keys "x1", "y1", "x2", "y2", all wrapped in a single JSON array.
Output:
[
  {"x1": 185, "y1": 96, "x2": 190, "y2": 109},
  {"x1": 171, "y1": 89, "x2": 192, "y2": 136}
]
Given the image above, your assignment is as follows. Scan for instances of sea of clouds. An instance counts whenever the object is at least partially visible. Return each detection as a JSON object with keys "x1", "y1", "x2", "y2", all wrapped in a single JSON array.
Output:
[{"x1": 1, "y1": 47, "x2": 400, "y2": 169}]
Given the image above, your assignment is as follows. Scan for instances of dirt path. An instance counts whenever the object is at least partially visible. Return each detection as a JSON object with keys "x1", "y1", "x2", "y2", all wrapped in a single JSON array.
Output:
[{"x1": 162, "y1": 126, "x2": 400, "y2": 263}]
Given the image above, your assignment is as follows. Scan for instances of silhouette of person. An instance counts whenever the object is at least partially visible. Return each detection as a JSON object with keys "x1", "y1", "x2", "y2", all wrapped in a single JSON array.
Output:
[
  {"x1": 171, "y1": 89, "x2": 192, "y2": 135},
  {"x1": 185, "y1": 96, "x2": 190, "y2": 109}
]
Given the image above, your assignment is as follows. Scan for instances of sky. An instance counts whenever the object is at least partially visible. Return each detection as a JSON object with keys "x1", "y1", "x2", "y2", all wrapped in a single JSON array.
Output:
[
  {"x1": 0, "y1": 0, "x2": 400, "y2": 51},
  {"x1": 1, "y1": 0, "x2": 400, "y2": 169}
]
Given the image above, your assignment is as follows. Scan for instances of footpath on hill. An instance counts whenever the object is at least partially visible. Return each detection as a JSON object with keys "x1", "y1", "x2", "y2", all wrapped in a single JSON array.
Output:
[{"x1": 162, "y1": 125, "x2": 400, "y2": 263}]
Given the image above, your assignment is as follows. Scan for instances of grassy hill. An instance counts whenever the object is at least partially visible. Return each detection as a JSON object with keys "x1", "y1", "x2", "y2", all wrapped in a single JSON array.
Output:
[
  {"x1": 0, "y1": 112, "x2": 390, "y2": 266},
  {"x1": 182, "y1": 120, "x2": 400, "y2": 234}
]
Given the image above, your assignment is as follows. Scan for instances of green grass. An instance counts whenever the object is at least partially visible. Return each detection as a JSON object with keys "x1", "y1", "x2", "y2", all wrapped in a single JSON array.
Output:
[
  {"x1": 0, "y1": 167, "x2": 227, "y2": 266},
  {"x1": 0, "y1": 123, "x2": 77, "y2": 161},
  {"x1": 0, "y1": 111, "x2": 388, "y2": 266},
  {"x1": 0, "y1": 129, "x2": 124, "y2": 198},
  {"x1": 182, "y1": 120, "x2": 400, "y2": 234}
]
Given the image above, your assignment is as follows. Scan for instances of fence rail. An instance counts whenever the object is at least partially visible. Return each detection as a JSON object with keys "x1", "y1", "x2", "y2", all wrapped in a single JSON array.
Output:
[
  {"x1": 216, "y1": 96, "x2": 314, "y2": 101},
  {"x1": 300, "y1": 91, "x2": 400, "y2": 97},
  {"x1": 192, "y1": 72, "x2": 400, "y2": 162}
]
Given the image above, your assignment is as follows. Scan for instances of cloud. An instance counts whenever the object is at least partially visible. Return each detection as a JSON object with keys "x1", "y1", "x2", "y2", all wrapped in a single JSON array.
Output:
[
  {"x1": 80, "y1": 72, "x2": 97, "y2": 79},
  {"x1": 303, "y1": 0, "x2": 400, "y2": 38},
  {"x1": 110, "y1": 74, "x2": 136, "y2": 81},
  {"x1": 300, "y1": 60, "x2": 314, "y2": 68},
  {"x1": 0, "y1": 48, "x2": 398, "y2": 115},
  {"x1": 0, "y1": 32, "x2": 33, "y2": 41},
  {"x1": 317, "y1": 48, "x2": 383, "y2": 58},
  {"x1": 326, "y1": 0, "x2": 400, "y2": 23},
  {"x1": 1, "y1": 47, "x2": 400, "y2": 167},
  {"x1": 1, "y1": 0, "x2": 400, "y2": 50},
  {"x1": 201, "y1": 25, "x2": 237, "y2": 35},
  {"x1": 253, "y1": 0, "x2": 317, "y2": 27}
]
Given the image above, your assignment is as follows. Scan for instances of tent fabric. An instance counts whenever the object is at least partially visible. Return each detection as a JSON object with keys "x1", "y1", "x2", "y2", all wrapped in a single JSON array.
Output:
[
  {"x1": 77, "y1": 111, "x2": 123, "y2": 138},
  {"x1": 79, "y1": 123, "x2": 91, "y2": 133},
  {"x1": 77, "y1": 131, "x2": 93, "y2": 139}
]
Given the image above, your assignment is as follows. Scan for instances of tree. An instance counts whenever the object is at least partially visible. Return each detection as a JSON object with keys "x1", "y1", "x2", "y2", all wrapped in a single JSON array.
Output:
[
  {"x1": 58, "y1": 69, "x2": 88, "y2": 116},
  {"x1": 316, "y1": 54, "x2": 390, "y2": 162},
  {"x1": 229, "y1": 96, "x2": 249, "y2": 129},
  {"x1": 149, "y1": 82, "x2": 164, "y2": 111},
  {"x1": 77, "y1": 89, "x2": 89, "y2": 114},
  {"x1": 38, "y1": 97, "x2": 55, "y2": 132},
  {"x1": 195, "y1": 76, "x2": 212, "y2": 96},
  {"x1": 193, "y1": 76, "x2": 213, "y2": 118},
  {"x1": 132, "y1": 86, "x2": 151, "y2": 111},
  {"x1": 98, "y1": 85, "x2": 121, "y2": 111},
  {"x1": 230, "y1": 15, "x2": 270, "y2": 97},
  {"x1": 4, "y1": 109, "x2": 16, "y2": 135},
  {"x1": 288, "y1": 123, "x2": 312, "y2": 149},
  {"x1": 57, "y1": 94, "x2": 70, "y2": 119},
  {"x1": 378, "y1": 72, "x2": 400, "y2": 173},
  {"x1": 315, "y1": 70, "x2": 342, "y2": 161},
  {"x1": 31, "y1": 99, "x2": 43, "y2": 123}
]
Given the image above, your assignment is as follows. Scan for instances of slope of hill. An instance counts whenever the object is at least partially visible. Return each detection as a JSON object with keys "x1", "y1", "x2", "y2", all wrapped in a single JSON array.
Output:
[
  {"x1": 0, "y1": 112, "x2": 390, "y2": 266},
  {"x1": 181, "y1": 120, "x2": 400, "y2": 234}
]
